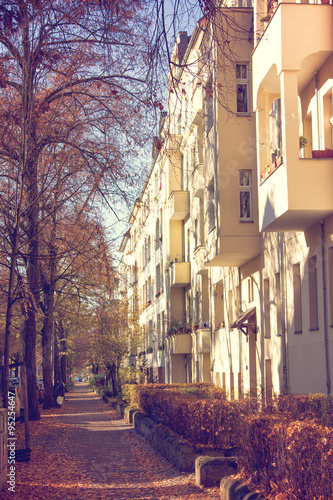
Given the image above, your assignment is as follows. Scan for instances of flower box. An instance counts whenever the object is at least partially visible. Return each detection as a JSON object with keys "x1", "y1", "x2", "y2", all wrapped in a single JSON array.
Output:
[{"x1": 312, "y1": 149, "x2": 333, "y2": 158}]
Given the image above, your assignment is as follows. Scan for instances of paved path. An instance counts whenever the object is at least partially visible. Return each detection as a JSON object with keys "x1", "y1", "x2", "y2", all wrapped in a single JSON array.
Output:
[
  {"x1": 57, "y1": 384, "x2": 135, "y2": 484},
  {"x1": 45, "y1": 383, "x2": 220, "y2": 499}
]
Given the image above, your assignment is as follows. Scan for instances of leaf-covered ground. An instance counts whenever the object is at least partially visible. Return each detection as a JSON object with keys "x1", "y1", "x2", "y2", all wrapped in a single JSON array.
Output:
[{"x1": 0, "y1": 385, "x2": 221, "y2": 499}]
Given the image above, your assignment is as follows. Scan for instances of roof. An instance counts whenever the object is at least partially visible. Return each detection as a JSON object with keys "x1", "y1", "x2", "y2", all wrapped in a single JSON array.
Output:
[{"x1": 230, "y1": 307, "x2": 257, "y2": 336}]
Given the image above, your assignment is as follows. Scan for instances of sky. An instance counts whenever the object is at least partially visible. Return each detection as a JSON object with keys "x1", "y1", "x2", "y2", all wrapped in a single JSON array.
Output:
[{"x1": 104, "y1": 1, "x2": 203, "y2": 263}]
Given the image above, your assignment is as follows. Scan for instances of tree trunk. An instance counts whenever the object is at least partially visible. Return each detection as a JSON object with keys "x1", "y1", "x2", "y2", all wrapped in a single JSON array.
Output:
[
  {"x1": 58, "y1": 321, "x2": 68, "y2": 390},
  {"x1": 24, "y1": 163, "x2": 41, "y2": 421},
  {"x1": 54, "y1": 331, "x2": 61, "y2": 386},
  {"x1": 42, "y1": 282, "x2": 56, "y2": 409},
  {"x1": 21, "y1": 0, "x2": 40, "y2": 421},
  {"x1": 24, "y1": 308, "x2": 40, "y2": 421},
  {"x1": 110, "y1": 365, "x2": 121, "y2": 397}
]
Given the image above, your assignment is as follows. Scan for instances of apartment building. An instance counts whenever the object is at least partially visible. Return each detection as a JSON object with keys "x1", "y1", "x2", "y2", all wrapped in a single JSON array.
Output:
[{"x1": 120, "y1": 0, "x2": 333, "y2": 398}]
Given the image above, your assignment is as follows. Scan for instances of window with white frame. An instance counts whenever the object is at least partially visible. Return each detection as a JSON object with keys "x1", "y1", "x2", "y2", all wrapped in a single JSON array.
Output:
[
  {"x1": 205, "y1": 77, "x2": 213, "y2": 133},
  {"x1": 239, "y1": 170, "x2": 252, "y2": 220},
  {"x1": 236, "y1": 63, "x2": 249, "y2": 114}
]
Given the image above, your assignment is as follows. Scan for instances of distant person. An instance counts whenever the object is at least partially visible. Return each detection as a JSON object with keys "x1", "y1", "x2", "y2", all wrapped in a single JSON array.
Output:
[{"x1": 53, "y1": 381, "x2": 65, "y2": 406}]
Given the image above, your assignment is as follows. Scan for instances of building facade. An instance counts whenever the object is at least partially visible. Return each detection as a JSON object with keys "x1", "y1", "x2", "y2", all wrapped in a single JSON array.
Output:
[{"x1": 120, "y1": 0, "x2": 333, "y2": 398}]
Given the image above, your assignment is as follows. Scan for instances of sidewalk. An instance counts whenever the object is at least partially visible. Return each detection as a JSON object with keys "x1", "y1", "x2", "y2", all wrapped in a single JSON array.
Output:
[{"x1": 1, "y1": 384, "x2": 221, "y2": 499}]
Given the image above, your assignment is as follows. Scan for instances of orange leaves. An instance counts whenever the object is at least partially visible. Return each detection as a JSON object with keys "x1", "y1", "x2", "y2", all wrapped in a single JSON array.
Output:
[{"x1": 123, "y1": 386, "x2": 333, "y2": 500}]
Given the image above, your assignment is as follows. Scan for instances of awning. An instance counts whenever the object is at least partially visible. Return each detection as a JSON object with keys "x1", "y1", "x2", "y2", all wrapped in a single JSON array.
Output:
[{"x1": 230, "y1": 307, "x2": 257, "y2": 337}]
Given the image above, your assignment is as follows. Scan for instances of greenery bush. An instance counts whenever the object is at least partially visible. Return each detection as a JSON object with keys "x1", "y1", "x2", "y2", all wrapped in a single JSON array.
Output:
[
  {"x1": 66, "y1": 379, "x2": 75, "y2": 392},
  {"x1": 121, "y1": 384, "x2": 333, "y2": 498},
  {"x1": 101, "y1": 386, "x2": 114, "y2": 398},
  {"x1": 89, "y1": 374, "x2": 105, "y2": 389}
]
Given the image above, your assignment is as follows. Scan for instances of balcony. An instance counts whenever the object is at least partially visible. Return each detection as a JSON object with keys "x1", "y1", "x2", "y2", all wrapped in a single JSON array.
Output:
[
  {"x1": 169, "y1": 262, "x2": 191, "y2": 287},
  {"x1": 253, "y1": 2, "x2": 333, "y2": 231},
  {"x1": 193, "y1": 245, "x2": 207, "y2": 275},
  {"x1": 192, "y1": 163, "x2": 205, "y2": 198},
  {"x1": 259, "y1": 158, "x2": 333, "y2": 231},
  {"x1": 167, "y1": 333, "x2": 192, "y2": 354},
  {"x1": 205, "y1": 224, "x2": 260, "y2": 267},
  {"x1": 169, "y1": 191, "x2": 190, "y2": 220},
  {"x1": 193, "y1": 328, "x2": 211, "y2": 353},
  {"x1": 165, "y1": 134, "x2": 183, "y2": 152}
]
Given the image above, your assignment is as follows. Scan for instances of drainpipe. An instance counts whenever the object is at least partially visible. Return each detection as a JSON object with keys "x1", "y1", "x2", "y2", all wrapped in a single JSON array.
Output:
[
  {"x1": 278, "y1": 232, "x2": 288, "y2": 394},
  {"x1": 321, "y1": 220, "x2": 331, "y2": 396},
  {"x1": 238, "y1": 267, "x2": 242, "y2": 396}
]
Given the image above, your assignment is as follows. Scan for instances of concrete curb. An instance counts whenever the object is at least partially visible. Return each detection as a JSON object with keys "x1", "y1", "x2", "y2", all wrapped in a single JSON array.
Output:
[
  {"x1": 117, "y1": 403, "x2": 266, "y2": 499},
  {"x1": 220, "y1": 478, "x2": 265, "y2": 500}
]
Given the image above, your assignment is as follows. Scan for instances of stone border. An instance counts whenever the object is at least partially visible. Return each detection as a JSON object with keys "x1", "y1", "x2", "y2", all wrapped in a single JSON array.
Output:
[
  {"x1": 220, "y1": 478, "x2": 265, "y2": 500},
  {"x1": 114, "y1": 401, "x2": 265, "y2": 499}
]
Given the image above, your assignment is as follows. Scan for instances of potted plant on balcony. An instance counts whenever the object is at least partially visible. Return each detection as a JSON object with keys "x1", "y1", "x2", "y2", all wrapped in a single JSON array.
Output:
[
  {"x1": 168, "y1": 317, "x2": 180, "y2": 335},
  {"x1": 299, "y1": 136, "x2": 308, "y2": 149}
]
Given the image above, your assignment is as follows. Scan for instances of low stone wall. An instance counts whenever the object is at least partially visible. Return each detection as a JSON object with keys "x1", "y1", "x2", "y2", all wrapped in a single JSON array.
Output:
[
  {"x1": 115, "y1": 402, "x2": 265, "y2": 499},
  {"x1": 133, "y1": 410, "x2": 201, "y2": 472},
  {"x1": 220, "y1": 478, "x2": 265, "y2": 500}
]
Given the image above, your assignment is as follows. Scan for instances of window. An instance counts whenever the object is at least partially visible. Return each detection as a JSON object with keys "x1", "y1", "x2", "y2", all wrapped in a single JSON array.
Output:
[
  {"x1": 323, "y1": 88, "x2": 333, "y2": 150},
  {"x1": 248, "y1": 277, "x2": 254, "y2": 302},
  {"x1": 147, "y1": 276, "x2": 152, "y2": 303},
  {"x1": 264, "y1": 278, "x2": 271, "y2": 338},
  {"x1": 144, "y1": 241, "x2": 147, "y2": 267},
  {"x1": 308, "y1": 256, "x2": 318, "y2": 331},
  {"x1": 293, "y1": 263, "x2": 302, "y2": 334},
  {"x1": 156, "y1": 264, "x2": 161, "y2": 295},
  {"x1": 194, "y1": 219, "x2": 198, "y2": 249},
  {"x1": 155, "y1": 219, "x2": 160, "y2": 249},
  {"x1": 239, "y1": 170, "x2": 252, "y2": 220},
  {"x1": 270, "y1": 98, "x2": 282, "y2": 162},
  {"x1": 147, "y1": 236, "x2": 151, "y2": 262},
  {"x1": 134, "y1": 261, "x2": 138, "y2": 284},
  {"x1": 265, "y1": 359, "x2": 273, "y2": 403},
  {"x1": 195, "y1": 291, "x2": 200, "y2": 325},
  {"x1": 329, "y1": 247, "x2": 333, "y2": 326},
  {"x1": 228, "y1": 289, "x2": 233, "y2": 325},
  {"x1": 275, "y1": 272, "x2": 282, "y2": 336},
  {"x1": 155, "y1": 172, "x2": 159, "y2": 196},
  {"x1": 207, "y1": 180, "x2": 215, "y2": 232},
  {"x1": 236, "y1": 64, "x2": 249, "y2": 114},
  {"x1": 205, "y1": 78, "x2": 213, "y2": 133},
  {"x1": 157, "y1": 314, "x2": 161, "y2": 344},
  {"x1": 214, "y1": 281, "x2": 225, "y2": 329}
]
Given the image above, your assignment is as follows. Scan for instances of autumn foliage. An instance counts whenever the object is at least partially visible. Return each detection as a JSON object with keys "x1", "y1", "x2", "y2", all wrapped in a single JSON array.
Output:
[{"x1": 122, "y1": 384, "x2": 333, "y2": 499}]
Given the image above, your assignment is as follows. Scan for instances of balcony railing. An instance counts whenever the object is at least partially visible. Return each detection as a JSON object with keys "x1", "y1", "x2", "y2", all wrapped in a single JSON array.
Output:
[
  {"x1": 168, "y1": 262, "x2": 191, "y2": 287},
  {"x1": 169, "y1": 190, "x2": 190, "y2": 220}
]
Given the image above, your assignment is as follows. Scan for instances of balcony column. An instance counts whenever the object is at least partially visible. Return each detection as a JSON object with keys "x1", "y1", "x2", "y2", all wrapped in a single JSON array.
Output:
[{"x1": 280, "y1": 70, "x2": 299, "y2": 164}]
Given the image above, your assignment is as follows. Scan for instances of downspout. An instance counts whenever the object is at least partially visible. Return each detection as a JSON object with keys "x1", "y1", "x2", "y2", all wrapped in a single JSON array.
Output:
[
  {"x1": 238, "y1": 267, "x2": 242, "y2": 396},
  {"x1": 321, "y1": 220, "x2": 331, "y2": 396},
  {"x1": 278, "y1": 232, "x2": 288, "y2": 394}
]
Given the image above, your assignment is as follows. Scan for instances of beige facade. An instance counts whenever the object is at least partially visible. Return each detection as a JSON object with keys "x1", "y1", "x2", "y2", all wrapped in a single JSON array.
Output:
[{"x1": 120, "y1": 0, "x2": 333, "y2": 398}]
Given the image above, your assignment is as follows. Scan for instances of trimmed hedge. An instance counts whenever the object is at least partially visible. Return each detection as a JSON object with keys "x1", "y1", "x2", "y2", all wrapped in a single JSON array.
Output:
[{"x1": 122, "y1": 384, "x2": 333, "y2": 498}]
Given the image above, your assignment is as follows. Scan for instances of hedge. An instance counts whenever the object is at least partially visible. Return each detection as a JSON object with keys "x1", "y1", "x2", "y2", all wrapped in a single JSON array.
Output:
[{"x1": 121, "y1": 384, "x2": 333, "y2": 499}]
